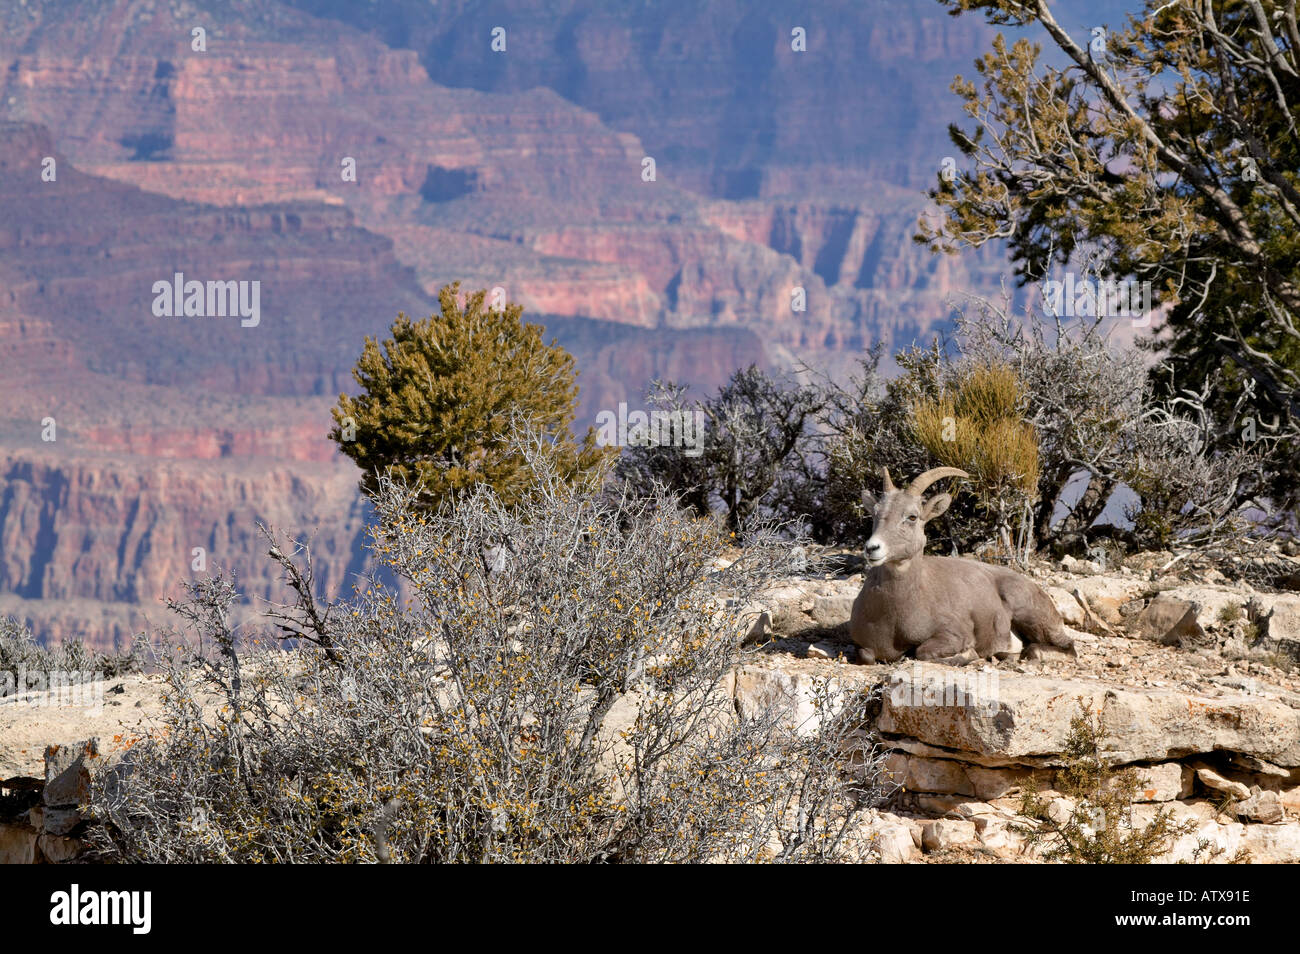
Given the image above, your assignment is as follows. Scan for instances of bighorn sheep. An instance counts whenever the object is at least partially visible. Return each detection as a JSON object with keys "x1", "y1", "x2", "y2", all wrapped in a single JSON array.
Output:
[{"x1": 850, "y1": 467, "x2": 1074, "y2": 666}]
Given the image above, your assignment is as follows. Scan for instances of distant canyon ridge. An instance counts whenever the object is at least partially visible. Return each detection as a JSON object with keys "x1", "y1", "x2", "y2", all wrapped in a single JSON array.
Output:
[{"x1": 0, "y1": 0, "x2": 1129, "y2": 648}]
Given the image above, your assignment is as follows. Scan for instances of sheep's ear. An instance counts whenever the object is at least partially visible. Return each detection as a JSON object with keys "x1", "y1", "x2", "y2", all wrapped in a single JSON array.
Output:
[
  {"x1": 922, "y1": 493, "x2": 952, "y2": 522},
  {"x1": 861, "y1": 489, "x2": 876, "y2": 511}
]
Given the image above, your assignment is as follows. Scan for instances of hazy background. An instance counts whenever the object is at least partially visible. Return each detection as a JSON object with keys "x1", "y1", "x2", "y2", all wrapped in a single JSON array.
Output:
[{"x1": 0, "y1": 0, "x2": 1137, "y2": 646}]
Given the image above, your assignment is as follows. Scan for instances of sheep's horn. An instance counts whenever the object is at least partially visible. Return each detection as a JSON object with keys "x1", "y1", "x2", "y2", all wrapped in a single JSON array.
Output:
[
  {"x1": 880, "y1": 467, "x2": 896, "y2": 493},
  {"x1": 907, "y1": 467, "x2": 969, "y2": 497}
]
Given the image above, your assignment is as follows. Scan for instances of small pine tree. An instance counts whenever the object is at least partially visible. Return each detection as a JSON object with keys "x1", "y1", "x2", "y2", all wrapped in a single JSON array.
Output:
[{"x1": 330, "y1": 282, "x2": 610, "y2": 509}]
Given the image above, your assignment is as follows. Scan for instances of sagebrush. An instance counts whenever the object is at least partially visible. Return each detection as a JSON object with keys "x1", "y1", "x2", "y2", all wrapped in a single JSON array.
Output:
[{"x1": 88, "y1": 436, "x2": 891, "y2": 863}]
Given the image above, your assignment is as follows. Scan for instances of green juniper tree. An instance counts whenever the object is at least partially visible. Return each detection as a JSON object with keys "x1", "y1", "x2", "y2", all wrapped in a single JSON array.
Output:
[
  {"x1": 330, "y1": 282, "x2": 609, "y2": 509},
  {"x1": 919, "y1": 0, "x2": 1300, "y2": 525},
  {"x1": 1016, "y1": 703, "x2": 1202, "y2": 864}
]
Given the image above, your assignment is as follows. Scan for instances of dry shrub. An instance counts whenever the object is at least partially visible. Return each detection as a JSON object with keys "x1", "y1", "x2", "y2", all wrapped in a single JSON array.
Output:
[
  {"x1": 0, "y1": 616, "x2": 141, "y2": 688},
  {"x1": 613, "y1": 366, "x2": 827, "y2": 535},
  {"x1": 952, "y1": 294, "x2": 1268, "y2": 554},
  {"x1": 912, "y1": 362, "x2": 1040, "y2": 496},
  {"x1": 912, "y1": 361, "x2": 1041, "y2": 556},
  {"x1": 87, "y1": 435, "x2": 890, "y2": 864}
]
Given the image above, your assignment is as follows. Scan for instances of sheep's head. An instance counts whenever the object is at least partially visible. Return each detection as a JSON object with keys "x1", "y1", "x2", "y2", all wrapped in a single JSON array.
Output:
[{"x1": 861, "y1": 467, "x2": 968, "y2": 567}]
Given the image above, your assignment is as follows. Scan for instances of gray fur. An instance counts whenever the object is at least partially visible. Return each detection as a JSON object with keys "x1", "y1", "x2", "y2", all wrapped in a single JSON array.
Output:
[{"x1": 850, "y1": 468, "x2": 1075, "y2": 666}]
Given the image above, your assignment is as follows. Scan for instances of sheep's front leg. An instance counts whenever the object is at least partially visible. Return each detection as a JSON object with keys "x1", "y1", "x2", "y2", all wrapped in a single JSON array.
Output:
[{"x1": 913, "y1": 632, "x2": 977, "y2": 667}]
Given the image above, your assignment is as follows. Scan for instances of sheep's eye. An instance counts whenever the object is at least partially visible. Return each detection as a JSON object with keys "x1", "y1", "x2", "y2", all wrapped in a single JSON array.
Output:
[{"x1": 907, "y1": 514, "x2": 918, "y2": 522}]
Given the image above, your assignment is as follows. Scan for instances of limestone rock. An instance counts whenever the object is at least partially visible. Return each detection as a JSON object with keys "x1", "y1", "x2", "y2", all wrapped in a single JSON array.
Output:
[
  {"x1": 1060, "y1": 555, "x2": 1103, "y2": 576},
  {"x1": 885, "y1": 753, "x2": 973, "y2": 797},
  {"x1": 1168, "y1": 810, "x2": 1300, "y2": 862},
  {"x1": 1226, "y1": 752, "x2": 1293, "y2": 779},
  {"x1": 1236, "y1": 789, "x2": 1284, "y2": 824},
  {"x1": 739, "y1": 609, "x2": 771, "y2": 646},
  {"x1": 886, "y1": 753, "x2": 1044, "y2": 800},
  {"x1": 1253, "y1": 595, "x2": 1300, "y2": 665},
  {"x1": 1045, "y1": 794, "x2": 1075, "y2": 826},
  {"x1": 1118, "y1": 597, "x2": 1148, "y2": 619},
  {"x1": 921, "y1": 818, "x2": 976, "y2": 852},
  {"x1": 810, "y1": 592, "x2": 855, "y2": 628},
  {"x1": 1069, "y1": 576, "x2": 1149, "y2": 625},
  {"x1": 1241, "y1": 821, "x2": 1300, "y2": 861},
  {"x1": 1131, "y1": 594, "x2": 1203, "y2": 646},
  {"x1": 734, "y1": 666, "x2": 824, "y2": 734},
  {"x1": 1044, "y1": 586, "x2": 1086, "y2": 628},
  {"x1": 976, "y1": 824, "x2": 1014, "y2": 854},
  {"x1": 37, "y1": 833, "x2": 83, "y2": 864},
  {"x1": 965, "y1": 764, "x2": 1042, "y2": 800},
  {"x1": 44, "y1": 739, "x2": 101, "y2": 807},
  {"x1": 42, "y1": 805, "x2": 84, "y2": 837},
  {"x1": 0, "y1": 823, "x2": 38, "y2": 864},
  {"x1": 880, "y1": 663, "x2": 1300, "y2": 767},
  {"x1": 0, "y1": 672, "x2": 175, "y2": 779},
  {"x1": 1193, "y1": 764, "x2": 1251, "y2": 801},
  {"x1": 1133, "y1": 762, "x2": 1192, "y2": 802},
  {"x1": 914, "y1": 793, "x2": 974, "y2": 816},
  {"x1": 732, "y1": 662, "x2": 873, "y2": 736},
  {"x1": 871, "y1": 814, "x2": 920, "y2": 863},
  {"x1": 953, "y1": 800, "x2": 1007, "y2": 821},
  {"x1": 757, "y1": 585, "x2": 814, "y2": 635},
  {"x1": 1152, "y1": 586, "x2": 1247, "y2": 634}
]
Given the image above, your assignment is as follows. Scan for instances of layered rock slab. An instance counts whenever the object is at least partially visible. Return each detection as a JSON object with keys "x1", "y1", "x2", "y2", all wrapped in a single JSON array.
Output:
[{"x1": 879, "y1": 662, "x2": 1300, "y2": 768}]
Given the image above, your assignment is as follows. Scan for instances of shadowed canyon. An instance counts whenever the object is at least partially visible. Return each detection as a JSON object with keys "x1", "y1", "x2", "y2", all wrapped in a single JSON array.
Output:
[{"x1": 0, "y1": 0, "x2": 1126, "y2": 647}]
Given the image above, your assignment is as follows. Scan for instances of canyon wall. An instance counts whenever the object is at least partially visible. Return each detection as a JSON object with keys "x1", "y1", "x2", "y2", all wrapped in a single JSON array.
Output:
[{"x1": 0, "y1": 0, "x2": 1119, "y2": 647}]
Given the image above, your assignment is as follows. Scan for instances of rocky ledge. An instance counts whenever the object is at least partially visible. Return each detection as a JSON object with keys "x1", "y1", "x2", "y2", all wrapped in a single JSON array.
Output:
[
  {"x1": 731, "y1": 549, "x2": 1300, "y2": 862},
  {"x1": 3, "y1": 551, "x2": 1299, "y2": 863}
]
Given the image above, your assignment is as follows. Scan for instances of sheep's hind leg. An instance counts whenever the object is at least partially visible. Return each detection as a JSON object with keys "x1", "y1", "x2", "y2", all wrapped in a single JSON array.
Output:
[
  {"x1": 1023, "y1": 642, "x2": 1075, "y2": 663},
  {"x1": 914, "y1": 633, "x2": 977, "y2": 667},
  {"x1": 993, "y1": 633, "x2": 1023, "y2": 664},
  {"x1": 1018, "y1": 612, "x2": 1077, "y2": 661},
  {"x1": 1008, "y1": 582, "x2": 1077, "y2": 655}
]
